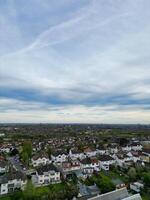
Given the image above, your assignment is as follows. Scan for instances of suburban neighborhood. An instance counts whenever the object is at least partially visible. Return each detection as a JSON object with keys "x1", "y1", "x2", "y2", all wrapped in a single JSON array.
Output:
[{"x1": 0, "y1": 124, "x2": 149, "y2": 200}]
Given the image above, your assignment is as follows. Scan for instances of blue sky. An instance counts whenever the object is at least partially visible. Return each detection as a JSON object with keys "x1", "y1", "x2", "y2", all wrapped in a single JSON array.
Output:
[{"x1": 0, "y1": 0, "x2": 150, "y2": 123}]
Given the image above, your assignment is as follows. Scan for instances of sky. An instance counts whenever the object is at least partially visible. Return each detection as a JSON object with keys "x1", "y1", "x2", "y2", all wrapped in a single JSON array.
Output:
[{"x1": 0, "y1": 0, "x2": 150, "y2": 123}]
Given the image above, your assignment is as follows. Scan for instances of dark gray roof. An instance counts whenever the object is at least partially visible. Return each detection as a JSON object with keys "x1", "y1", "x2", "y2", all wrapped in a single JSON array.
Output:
[
  {"x1": 36, "y1": 164, "x2": 59, "y2": 175},
  {"x1": 80, "y1": 158, "x2": 92, "y2": 165},
  {"x1": 32, "y1": 152, "x2": 49, "y2": 160},
  {"x1": 99, "y1": 155, "x2": 114, "y2": 161},
  {"x1": 71, "y1": 149, "x2": 83, "y2": 154},
  {"x1": 0, "y1": 172, "x2": 26, "y2": 184},
  {"x1": 52, "y1": 150, "x2": 68, "y2": 157}
]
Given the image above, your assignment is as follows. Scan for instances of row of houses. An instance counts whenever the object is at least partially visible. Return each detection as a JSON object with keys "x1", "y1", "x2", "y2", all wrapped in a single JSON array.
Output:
[{"x1": 31, "y1": 146, "x2": 149, "y2": 170}]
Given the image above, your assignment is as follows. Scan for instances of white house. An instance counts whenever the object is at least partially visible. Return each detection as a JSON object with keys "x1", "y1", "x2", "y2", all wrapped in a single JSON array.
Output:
[
  {"x1": 131, "y1": 143, "x2": 143, "y2": 151},
  {"x1": 83, "y1": 147, "x2": 97, "y2": 157},
  {"x1": 108, "y1": 145, "x2": 118, "y2": 154},
  {"x1": 35, "y1": 164, "x2": 61, "y2": 185},
  {"x1": 51, "y1": 151, "x2": 68, "y2": 163},
  {"x1": 96, "y1": 147, "x2": 106, "y2": 155},
  {"x1": 0, "y1": 160, "x2": 9, "y2": 174},
  {"x1": 62, "y1": 159, "x2": 81, "y2": 172},
  {"x1": 127, "y1": 152, "x2": 140, "y2": 163},
  {"x1": 0, "y1": 172, "x2": 27, "y2": 195},
  {"x1": 130, "y1": 182, "x2": 144, "y2": 192},
  {"x1": 80, "y1": 157, "x2": 100, "y2": 173},
  {"x1": 69, "y1": 149, "x2": 85, "y2": 160},
  {"x1": 121, "y1": 145, "x2": 132, "y2": 152},
  {"x1": 31, "y1": 153, "x2": 50, "y2": 167},
  {"x1": 116, "y1": 154, "x2": 132, "y2": 167},
  {"x1": 0, "y1": 144, "x2": 12, "y2": 154},
  {"x1": 99, "y1": 155, "x2": 115, "y2": 171}
]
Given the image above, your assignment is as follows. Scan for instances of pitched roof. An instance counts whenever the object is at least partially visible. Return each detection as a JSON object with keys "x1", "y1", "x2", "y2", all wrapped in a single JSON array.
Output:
[
  {"x1": 0, "y1": 172, "x2": 26, "y2": 184},
  {"x1": 32, "y1": 152, "x2": 49, "y2": 160},
  {"x1": 88, "y1": 188, "x2": 142, "y2": 200},
  {"x1": 80, "y1": 158, "x2": 92, "y2": 165},
  {"x1": 52, "y1": 150, "x2": 68, "y2": 157},
  {"x1": 88, "y1": 187, "x2": 129, "y2": 200},
  {"x1": 71, "y1": 149, "x2": 83, "y2": 154},
  {"x1": 36, "y1": 164, "x2": 59, "y2": 175},
  {"x1": 99, "y1": 155, "x2": 114, "y2": 161}
]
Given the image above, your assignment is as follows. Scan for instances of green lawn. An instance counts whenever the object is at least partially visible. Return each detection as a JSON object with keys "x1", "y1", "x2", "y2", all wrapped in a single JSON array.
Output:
[{"x1": 35, "y1": 182, "x2": 65, "y2": 196}]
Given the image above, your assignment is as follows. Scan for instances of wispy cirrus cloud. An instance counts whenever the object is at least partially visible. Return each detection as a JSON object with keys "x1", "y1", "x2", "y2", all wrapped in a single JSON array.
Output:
[{"x1": 0, "y1": 0, "x2": 150, "y2": 123}]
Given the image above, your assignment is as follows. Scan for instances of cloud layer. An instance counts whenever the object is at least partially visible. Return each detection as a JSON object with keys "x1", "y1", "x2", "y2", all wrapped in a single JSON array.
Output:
[{"x1": 0, "y1": 0, "x2": 150, "y2": 123}]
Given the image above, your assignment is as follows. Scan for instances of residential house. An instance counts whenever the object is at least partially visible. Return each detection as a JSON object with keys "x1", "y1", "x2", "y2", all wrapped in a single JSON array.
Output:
[
  {"x1": 131, "y1": 142, "x2": 143, "y2": 151},
  {"x1": 69, "y1": 149, "x2": 85, "y2": 160},
  {"x1": 121, "y1": 145, "x2": 132, "y2": 152},
  {"x1": 0, "y1": 172, "x2": 27, "y2": 195},
  {"x1": 139, "y1": 149, "x2": 150, "y2": 163},
  {"x1": 83, "y1": 147, "x2": 97, "y2": 157},
  {"x1": 108, "y1": 144, "x2": 118, "y2": 154},
  {"x1": 97, "y1": 146, "x2": 106, "y2": 155},
  {"x1": 51, "y1": 150, "x2": 68, "y2": 163},
  {"x1": 127, "y1": 151, "x2": 140, "y2": 163},
  {"x1": 62, "y1": 159, "x2": 81, "y2": 172},
  {"x1": 80, "y1": 157, "x2": 100, "y2": 175},
  {"x1": 31, "y1": 153, "x2": 50, "y2": 167},
  {"x1": 35, "y1": 164, "x2": 61, "y2": 185},
  {"x1": 0, "y1": 160, "x2": 9, "y2": 174},
  {"x1": 115, "y1": 153, "x2": 132, "y2": 167},
  {"x1": 130, "y1": 182, "x2": 144, "y2": 193},
  {"x1": 99, "y1": 155, "x2": 115, "y2": 171},
  {"x1": 0, "y1": 144, "x2": 12, "y2": 154}
]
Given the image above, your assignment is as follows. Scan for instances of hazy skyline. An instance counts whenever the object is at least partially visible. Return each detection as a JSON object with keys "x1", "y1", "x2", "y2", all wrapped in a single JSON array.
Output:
[{"x1": 0, "y1": 0, "x2": 150, "y2": 123}]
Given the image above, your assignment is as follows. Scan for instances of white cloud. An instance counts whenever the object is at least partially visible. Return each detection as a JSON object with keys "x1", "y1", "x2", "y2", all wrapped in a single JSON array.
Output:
[
  {"x1": 0, "y1": 0, "x2": 150, "y2": 122},
  {"x1": 0, "y1": 97, "x2": 150, "y2": 123}
]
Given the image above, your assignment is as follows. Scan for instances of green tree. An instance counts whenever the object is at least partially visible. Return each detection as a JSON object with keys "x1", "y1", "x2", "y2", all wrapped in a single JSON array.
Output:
[
  {"x1": 96, "y1": 175, "x2": 115, "y2": 193},
  {"x1": 65, "y1": 183, "x2": 78, "y2": 200},
  {"x1": 21, "y1": 141, "x2": 32, "y2": 166},
  {"x1": 47, "y1": 147, "x2": 52, "y2": 159},
  {"x1": 142, "y1": 172, "x2": 150, "y2": 187},
  {"x1": 22, "y1": 141, "x2": 32, "y2": 158},
  {"x1": 22, "y1": 151, "x2": 29, "y2": 166},
  {"x1": 127, "y1": 167, "x2": 137, "y2": 181}
]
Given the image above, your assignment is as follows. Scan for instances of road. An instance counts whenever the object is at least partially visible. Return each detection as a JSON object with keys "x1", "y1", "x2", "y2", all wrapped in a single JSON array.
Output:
[{"x1": 7, "y1": 156, "x2": 25, "y2": 173}]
